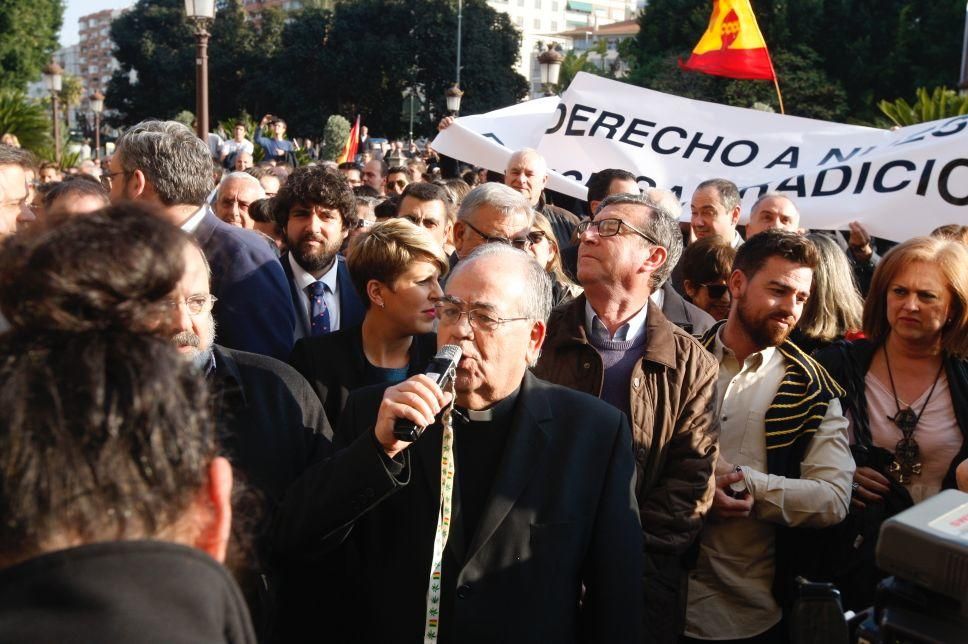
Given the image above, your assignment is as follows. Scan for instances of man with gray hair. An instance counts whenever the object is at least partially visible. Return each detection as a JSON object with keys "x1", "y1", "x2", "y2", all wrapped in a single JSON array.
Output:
[
  {"x1": 107, "y1": 119, "x2": 296, "y2": 361},
  {"x1": 504, "y1": 147, "x2": 580, "y2": 250},
  {"x1": 535, "y1": 193, "x2": 720, "y2": 644},
  {"x1": 452, "y1": 182, "x2": 534, "y2": 264},
  {"x1": 274, "y1": 243, "x2": 643, "y2": 643},
  {"x1": 215, "y1": 171, "x2": 267, "y2": 230}
]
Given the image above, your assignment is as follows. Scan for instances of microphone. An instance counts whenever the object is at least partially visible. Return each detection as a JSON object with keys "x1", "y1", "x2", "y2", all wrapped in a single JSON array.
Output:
[{"x1": 392, "y1": 344, "x2": 462, "y2": 442}]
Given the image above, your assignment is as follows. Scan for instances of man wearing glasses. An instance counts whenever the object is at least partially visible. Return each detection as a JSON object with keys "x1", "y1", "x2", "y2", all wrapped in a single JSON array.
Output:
[
  {"x1": 452, "y1": 182, "x2": 533, "y2": 264},
  {"x1": 273, "y1": 244, "x2": 643, "y2": 643},
  {"x1": 534, "y1": 193, "x2": 721, "y2": 644}
]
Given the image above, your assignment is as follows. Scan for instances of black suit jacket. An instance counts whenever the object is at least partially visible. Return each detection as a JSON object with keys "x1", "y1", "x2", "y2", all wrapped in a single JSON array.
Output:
[
  {"x1": 195, "y1": 211, "x2": 296, "y2": 361},
  {"x1": 281, "y1": 253, "x2": 365, "y2": 339},
  {"x1": 272, "y1": 372, "x2": 643, "y2": 644},
  {"x1": 288, "y1": 325, "x2": 438, "y2": 429}
]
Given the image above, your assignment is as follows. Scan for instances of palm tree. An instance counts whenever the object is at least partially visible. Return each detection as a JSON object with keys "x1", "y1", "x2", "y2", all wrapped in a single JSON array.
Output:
[{"x1": 879, "y1": 87, "x2": 968, "y2": 127}]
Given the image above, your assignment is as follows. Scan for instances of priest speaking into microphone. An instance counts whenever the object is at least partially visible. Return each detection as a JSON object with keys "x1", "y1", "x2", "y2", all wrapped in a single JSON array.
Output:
[{"x1": 272, "y1": 244, "x2": 643, "y2": 644}]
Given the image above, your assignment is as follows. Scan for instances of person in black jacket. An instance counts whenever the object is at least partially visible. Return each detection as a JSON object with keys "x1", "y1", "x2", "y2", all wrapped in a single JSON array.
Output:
[
  {"x1": 814, "y1": 236, "x2": 968, "y2": 610},
  {"x1": 273, "y1": 244, "x2": 643, "y2": 644},
  {"x1": 0, "y1": 213, "x2": 255, "y2": 642},
  {"x1": 290, "y1": 218, "x2": 449, "y2": 429}
]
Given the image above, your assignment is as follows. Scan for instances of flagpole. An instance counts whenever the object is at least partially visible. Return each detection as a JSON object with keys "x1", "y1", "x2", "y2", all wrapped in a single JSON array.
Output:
[{"x1": 771, "y1": 75, "x2": 785, "y2": 114}]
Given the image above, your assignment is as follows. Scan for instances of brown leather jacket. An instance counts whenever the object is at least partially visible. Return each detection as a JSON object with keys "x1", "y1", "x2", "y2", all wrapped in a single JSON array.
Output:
[{"x1": 534, "y1": 296, "x2": 720, "y2": 556}]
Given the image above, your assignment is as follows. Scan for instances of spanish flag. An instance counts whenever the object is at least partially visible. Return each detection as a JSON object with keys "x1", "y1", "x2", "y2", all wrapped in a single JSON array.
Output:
[
  {"x1": 679, "y1": 0, "x2": 776, "y2": 81},
  {"x1": 336, "y1": 115, "x2": 360, "y2": 164}
]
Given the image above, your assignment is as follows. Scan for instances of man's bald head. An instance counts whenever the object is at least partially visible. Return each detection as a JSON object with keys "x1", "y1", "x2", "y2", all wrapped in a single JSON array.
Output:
[{"x1": 505, "y1": 148, "x2": 548, "y2": 207}]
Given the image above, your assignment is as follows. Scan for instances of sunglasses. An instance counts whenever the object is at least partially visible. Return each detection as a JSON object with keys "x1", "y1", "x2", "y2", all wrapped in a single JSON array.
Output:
[
  {"x1": 390, "y1": 179, "x2": 407, "y2": 188},
  {"x1": 702, "y1": 283, "x2": 729, "y2": 299}
]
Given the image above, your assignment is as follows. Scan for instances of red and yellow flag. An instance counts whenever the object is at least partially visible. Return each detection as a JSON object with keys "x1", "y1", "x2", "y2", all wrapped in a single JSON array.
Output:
[
  {"x1": 336, "y1": 115, "x2": 360, "y2": 164},
  {"x1": 678, "y1": 0, "x2": 776, "y2": 81}
]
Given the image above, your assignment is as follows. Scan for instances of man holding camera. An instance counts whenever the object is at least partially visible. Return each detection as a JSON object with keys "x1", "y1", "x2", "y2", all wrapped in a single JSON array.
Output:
[{"x1": 273, "y1": 244, "x2": 642, "y2": 643}]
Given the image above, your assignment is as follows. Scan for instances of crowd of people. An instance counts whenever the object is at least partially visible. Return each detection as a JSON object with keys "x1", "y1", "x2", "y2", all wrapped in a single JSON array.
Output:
[{"x1": 0, "y1": 111, "x2": 966, "y2": 644}]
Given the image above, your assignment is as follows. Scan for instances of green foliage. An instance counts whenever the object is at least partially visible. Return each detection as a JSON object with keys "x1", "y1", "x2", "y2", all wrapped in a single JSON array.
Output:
[
  {"x1": 627, "y1": 0, "x2": 966, "y2": 123},
  {"x1": 173, "y1": 110, "x2": 195, "y2": 128},
  {"x1": 322, "y1": 114, "x2": 351, "y2": 162},
  {"x1": 0, "y1": 0, "x2": 63, "y2": 93},
  {"x1": 0, "y1": 91, "x2": 51, "y2": 152},
  {"x1": 878, "y1": 87, "x2": 968, "y2": 127},
  {"x1": 58, "y1": 75, "x2": 85, "y2": 110},
  {"x1": 107, "y1": 0, "x2": 527, "y2": 140},
  {"x1": 556, "y1": 50, "x2": 598, "y2": 93}
]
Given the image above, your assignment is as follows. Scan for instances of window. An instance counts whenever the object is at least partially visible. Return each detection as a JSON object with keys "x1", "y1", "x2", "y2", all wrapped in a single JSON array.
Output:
[{"x1": 533, "y1": 18, "x2": 541, "y2": 29}]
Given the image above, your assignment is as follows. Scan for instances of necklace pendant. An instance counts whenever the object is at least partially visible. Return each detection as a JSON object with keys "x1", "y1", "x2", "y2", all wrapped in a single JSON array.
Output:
[
  {"x1": 889, "y1": 408, "x2": 919, "y2": 433},
  {"x1": 889, "y1": 436, "x2": 922, "y2": 484}
]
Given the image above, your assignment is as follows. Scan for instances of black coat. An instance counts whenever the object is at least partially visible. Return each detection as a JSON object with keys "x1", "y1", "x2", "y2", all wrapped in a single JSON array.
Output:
[
  {"x1": 272, "y1": 372, "x2": 643, "y2": 644},
  {"x1": 0, "y1": 540, "x2": 255, "y2": 643},
  {"x1": 195, "y1": 211, "x2": 296, "y2": 361},
  {"x1": 288, "y1": 325, "x2": 438, "y2": 429}
]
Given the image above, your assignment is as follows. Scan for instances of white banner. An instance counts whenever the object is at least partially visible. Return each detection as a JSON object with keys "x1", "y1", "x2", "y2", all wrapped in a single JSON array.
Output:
[{"x1": 432, "y1": 73, "x2": 968, "y2": 241}]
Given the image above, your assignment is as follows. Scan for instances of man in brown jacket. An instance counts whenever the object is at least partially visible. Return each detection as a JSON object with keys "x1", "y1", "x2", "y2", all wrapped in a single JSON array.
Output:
[{"x1": 534, "y1": 193, "x2": 719, "y2": 644}]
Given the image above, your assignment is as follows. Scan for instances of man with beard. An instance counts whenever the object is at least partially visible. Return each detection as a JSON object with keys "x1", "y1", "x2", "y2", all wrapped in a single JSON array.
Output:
[
  {"x1": 684, "y1": 230, "x2": 854, "y2": 644},
  {"x1": 277, "y1": 165, "x2": 365, "y2": 339}
]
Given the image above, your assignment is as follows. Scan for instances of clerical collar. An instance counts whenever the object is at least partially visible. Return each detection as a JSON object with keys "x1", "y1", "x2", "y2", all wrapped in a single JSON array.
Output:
[{"x1": 455, "y1": 386, "x2": 521, "y2": 425}]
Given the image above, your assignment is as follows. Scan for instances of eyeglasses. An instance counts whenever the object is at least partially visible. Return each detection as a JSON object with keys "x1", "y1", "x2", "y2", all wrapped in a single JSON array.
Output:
[
  {"x1": 355, "y1": 219, "x2": 375, "y2": 229},
  {"x1": 702, "y1": 283, "x2": 729, "y2": 299},
  {"x1": 527, "y1": 230, "x2": 547, "y2": 245},
  {"x1": 464, "y1": 220, "x2": 531, "y2": 249},
  {"x1": 165, "y1": 294, "x2": 218, "y2": 317},
  {"x1": 100, "y1": 170, "x2": 130, "y2": 188},
  {"x1": 390, "y1": 179, "x2": 408, "y2": 189},
  {"x1": 576, "y1": 218, "x2": 662, "y2": 246},
  {"x1": 433, "y1": 298, "x2": 530, "y2": 331}
]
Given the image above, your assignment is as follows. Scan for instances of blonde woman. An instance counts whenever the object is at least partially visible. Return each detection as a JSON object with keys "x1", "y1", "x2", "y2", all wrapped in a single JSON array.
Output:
[
  {"x1": 526, "y1": 211, "x2": 582, "y2": 308},
  {"x1": 289, "y1": 219, "x2": 448, "y2": 428}
]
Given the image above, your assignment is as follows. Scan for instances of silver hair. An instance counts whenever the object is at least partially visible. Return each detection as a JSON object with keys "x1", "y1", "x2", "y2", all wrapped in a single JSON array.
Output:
[
  {"x1": 642, "y1": 187, "x2": 683, "y2": 219},
  {"x1": 595, "y1": 192, "x2": 683, "y2": 289},
  {"x1": 115, "y1": 120, "x2": 214, "y2": 207},
  {"x1": 457, "y1": 182, "x2": 535, "y2": 226},
  {"x1": 218, "y1": 171, "x2": 266, "y2": 200},
  {"x1": 800, "y1": 232, "x2": 863, "y2": 342},
  {"x1": 750, "y1": 191, "x2": 799, "y2": 214},
  {"x1": 450, "y1": 243, "x2": 552, "y2": 324}
]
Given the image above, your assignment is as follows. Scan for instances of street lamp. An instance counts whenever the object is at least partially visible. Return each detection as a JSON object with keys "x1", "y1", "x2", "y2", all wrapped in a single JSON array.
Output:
[
  {"x1": 184, "y1": 0, "x2": 216, "y2": 141},
  {"x1": 42, "y1": 62, "x2": 63, "y2": 160},
  {"x1": 538, "y1": 43, "x2": 564, "y2": 95},
  {"x1": 90, "y1": 91, "x2": 105, "y2": 161},
  {"x1": 445, "y1": 84, "x2": 464, "y2": 116}
]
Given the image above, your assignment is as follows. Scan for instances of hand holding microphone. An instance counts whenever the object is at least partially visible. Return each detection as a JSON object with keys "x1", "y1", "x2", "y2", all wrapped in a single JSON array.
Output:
[{"x1": 374, "y1": 346, "x2": 461, "y2": 458}]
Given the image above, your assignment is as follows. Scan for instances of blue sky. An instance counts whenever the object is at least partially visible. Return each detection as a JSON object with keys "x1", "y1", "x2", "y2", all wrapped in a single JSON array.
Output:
[{"x1": 61, "y1": 0, "x2": 133, "y2": 47}]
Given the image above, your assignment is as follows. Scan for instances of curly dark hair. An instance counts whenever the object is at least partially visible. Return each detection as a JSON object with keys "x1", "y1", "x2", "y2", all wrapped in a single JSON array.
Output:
[
  {"x1": 0, "y1": 330, "x2": 215, "y2": 566},
  {"x1": 273, "y1": 165, "x2": 357, "y2": 231},
  {"x1": 0, "y1": 202, "x2": 188, "y2": 334}
]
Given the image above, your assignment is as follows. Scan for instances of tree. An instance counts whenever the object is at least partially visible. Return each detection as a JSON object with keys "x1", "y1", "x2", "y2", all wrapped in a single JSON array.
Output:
[
  {"x1": 0, "y1": 0, "x2": 63, "y2": 93},
  {"x1": 556, "y1": 50, "x2": 598, "y2": 93},
  {"x1": 626, "y1": 0, "x2": 966, "y2": 123},
  {"x1": 0, "y1": 91, "x2": 51, "y2": 152},
  {"x1": 322, "y1": 114, "x2": 350, "y2": 161}
]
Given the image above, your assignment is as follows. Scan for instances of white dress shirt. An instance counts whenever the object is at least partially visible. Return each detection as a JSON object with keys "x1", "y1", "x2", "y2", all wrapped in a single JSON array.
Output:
[
  {"x1": 583, "y1": 299, "x2": 649, "y2": 342},
  {"x1": 180, "y1": 204, "x2": 209, "y2": 234}
]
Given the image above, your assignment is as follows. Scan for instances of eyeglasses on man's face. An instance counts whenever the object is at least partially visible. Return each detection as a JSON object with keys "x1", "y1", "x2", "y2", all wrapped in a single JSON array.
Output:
[
  {"x1": 464, "y1": 220, "x2": 532, "y2": 250},
  {"x1": 165, "y1": 294, "x2": 218, "y2": 317},
  {"x1": 432, "y1": 298, "x2": 529, "y2": 332},
  {"x1": 576, "y1": 217, "x2": 661, "y2": 246},
  {"x1": 702, "y1": 283, "x2": 729, "y2": 299}
]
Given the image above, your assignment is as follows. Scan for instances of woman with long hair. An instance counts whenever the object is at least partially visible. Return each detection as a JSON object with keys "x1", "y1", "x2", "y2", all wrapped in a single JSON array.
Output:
[
  {"x1": 526, "y1": 211, "x2": 582, "y2": 308},
  {"x1": 289, "y1": 218, "x2": 448, "y2": 428},
  {"x1": 791, "y1": 233, "x2": 864, "y2": 354}
]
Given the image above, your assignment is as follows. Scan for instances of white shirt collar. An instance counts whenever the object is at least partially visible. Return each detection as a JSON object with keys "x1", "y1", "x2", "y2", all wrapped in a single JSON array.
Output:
[
  {"x1": 649, "y1": 287, "x2": 665, "y2": 309},
  {"x1": 711, "y1": 323, "x2": 775, "y2": 371},
  {"x1": 180, "y1": 203, "x2": 210, "y2": 234},
  {"x1": 584, "y1": 298, "x2": 649, "y2": 343},
  {"x1": 288, "y1": 252, "x2": 339, "y2": 294}
]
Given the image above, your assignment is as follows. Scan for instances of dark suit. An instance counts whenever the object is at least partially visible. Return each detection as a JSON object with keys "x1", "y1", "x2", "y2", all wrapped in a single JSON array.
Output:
[
  {"x1": 288, "y1": 326, "x2": 438, "y2": 429},
  {"x1": 195, "y1": 211, "x2": 295, "y2": 361},
  {"x1": 272, "y1": 372, "x2": 643, "y2": 644},
  {"x1": 281, "y1": 253, "x2": 365, "y2": 339}
]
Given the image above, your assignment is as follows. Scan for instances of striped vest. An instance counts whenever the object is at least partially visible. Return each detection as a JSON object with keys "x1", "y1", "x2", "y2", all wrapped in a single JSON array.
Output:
[{"x1": 700, "y1": 321, "x2": 845, "y2": 477}]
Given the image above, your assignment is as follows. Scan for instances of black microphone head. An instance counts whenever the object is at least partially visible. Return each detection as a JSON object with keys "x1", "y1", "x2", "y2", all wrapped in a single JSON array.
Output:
[{"x1": 435, "y1": 344, "x2": 462, "y2": 364}]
